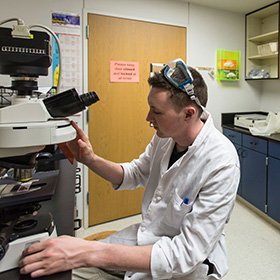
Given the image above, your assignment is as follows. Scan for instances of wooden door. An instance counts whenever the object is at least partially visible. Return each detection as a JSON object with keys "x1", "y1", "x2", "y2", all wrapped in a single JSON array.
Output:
[{"x1": 88, "y1": 14, "x2": 186, "y2": 226}]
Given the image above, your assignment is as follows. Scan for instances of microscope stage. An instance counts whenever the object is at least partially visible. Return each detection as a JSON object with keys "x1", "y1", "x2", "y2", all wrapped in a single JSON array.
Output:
[{"x1": 0, "y1": 119, "x2": 76, "y2": 157}]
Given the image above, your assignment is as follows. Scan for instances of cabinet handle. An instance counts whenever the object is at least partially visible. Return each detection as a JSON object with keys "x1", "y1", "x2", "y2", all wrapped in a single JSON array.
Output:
[
  {"x1": 249, "y1": 141, "x2": 257, "y2": 146},
  {"x1": 237, "y1": 147, "x2": 242, "y2": 156},
  {"x1": 241, "y1": 150, "x2": 247, "y2": 158}
]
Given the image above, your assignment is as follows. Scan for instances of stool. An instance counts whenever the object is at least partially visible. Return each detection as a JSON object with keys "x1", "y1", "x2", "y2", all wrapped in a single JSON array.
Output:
[{"x1": 84, "y1": 230, "x2": 117, "y2": 241}]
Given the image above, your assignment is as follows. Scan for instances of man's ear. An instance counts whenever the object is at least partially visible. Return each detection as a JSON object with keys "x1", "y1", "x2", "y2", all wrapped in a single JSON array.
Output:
[{"x1": 184, "y1": 105, "x2": 196, "y2": 120}]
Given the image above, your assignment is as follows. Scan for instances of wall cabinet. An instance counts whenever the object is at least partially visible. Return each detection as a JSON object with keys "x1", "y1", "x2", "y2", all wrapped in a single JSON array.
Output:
[
  {"x1": 223, "y1": 128, "x2": 280, "y2": 223},
  {"x1": 245, "y1": 2, "x2": 280, "y2": 79}
]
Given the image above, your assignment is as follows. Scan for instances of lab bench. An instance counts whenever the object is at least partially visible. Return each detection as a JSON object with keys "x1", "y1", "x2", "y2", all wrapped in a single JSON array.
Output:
[
  {"x1": 0, "y1": 269, "x2": 71, "y2": 280},
  {"x1": 222, "y1": 112, "x2": 280, "y2": 224}
]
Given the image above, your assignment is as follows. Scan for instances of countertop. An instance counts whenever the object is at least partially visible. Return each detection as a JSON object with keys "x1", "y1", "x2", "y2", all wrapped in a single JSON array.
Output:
[{"x1": 221, "y1": 112, "x2": 280, "y2": 143}]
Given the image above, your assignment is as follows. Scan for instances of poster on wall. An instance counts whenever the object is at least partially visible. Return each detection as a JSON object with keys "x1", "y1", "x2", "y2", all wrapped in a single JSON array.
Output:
[
  {"x1": 51, "y1": 12, "x2": 82, "y2": 93},
  {"x1": 110, "y1": 61, "x2": 139, "y2": 83}
]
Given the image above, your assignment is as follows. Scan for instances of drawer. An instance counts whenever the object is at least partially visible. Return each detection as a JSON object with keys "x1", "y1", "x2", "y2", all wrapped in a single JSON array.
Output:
[
  {"x1": 243, "y1": 134, "x2": 267, "y2": 154},
  {"x1": 269, "y1": 140, "x2": 280, "y2": 159},
  {"x1": 223, "y1": 128, "x2": 242, "y2": 145}
]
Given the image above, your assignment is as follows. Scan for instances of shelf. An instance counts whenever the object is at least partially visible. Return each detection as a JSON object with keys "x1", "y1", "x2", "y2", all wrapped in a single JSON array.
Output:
[
  {"x1": 248, "y1": 52, "x2": 278, "y2": 60},
  {"x1": 245, "y1": 2, "x2": 279, "y2": 79},
  {"x1": 248, "y1": 31, "x2": 278, "y2": 43}
]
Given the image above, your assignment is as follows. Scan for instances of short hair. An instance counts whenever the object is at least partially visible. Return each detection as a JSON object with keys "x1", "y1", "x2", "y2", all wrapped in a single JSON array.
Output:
[{"x1": 148, "y1": 66, "x2": 208, "y2": 114}]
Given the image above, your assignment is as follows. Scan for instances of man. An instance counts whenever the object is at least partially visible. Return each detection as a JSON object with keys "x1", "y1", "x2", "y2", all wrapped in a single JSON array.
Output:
[{"x1": 19, "y1": 59, "x2": 240, "y2": 280}]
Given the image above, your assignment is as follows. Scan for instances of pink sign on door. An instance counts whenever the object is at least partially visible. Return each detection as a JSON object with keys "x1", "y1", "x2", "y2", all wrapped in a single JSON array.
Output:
[{"x1": 110, "y1": 61, "x2": 139, "y2": 83}]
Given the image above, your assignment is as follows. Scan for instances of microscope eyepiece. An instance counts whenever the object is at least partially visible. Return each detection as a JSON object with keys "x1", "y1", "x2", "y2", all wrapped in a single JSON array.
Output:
[
  {"x1": 80, "y1": 91, "x2": 99, "y2": 107},
  {"x1": 43, "y1": 88, "x2": 99, "y2": 118}
]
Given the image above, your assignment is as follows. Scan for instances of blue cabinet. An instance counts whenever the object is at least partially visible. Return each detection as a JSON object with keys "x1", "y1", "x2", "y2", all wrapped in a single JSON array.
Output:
[
  {"x1": 224, "y1": 127, "x2": 280, "y2": 221},
  {"x1": 223, "y1": 128, "x2": 243, "y2": 195},
  {"x1": 267, "y1": 141, "x2": 280, "y2": 223},
  {"x1": 223, "y1": 128, "x2": 268, "y2": 213},
  {"x1": 243, "y1": 134, "x2": 267, "y2": 154},
  {"x1": 223, "y1": 128, "x2": 242, "y2": 145},
  {"x1": 241, "y1": 134, "x2": 267, "y2": 212},
  {"x1": 241, "y1": 147, "x2": 267, "y2": 212},
  {"x1": 235, "y1": 143, "x2": 242, "y2": 196}
]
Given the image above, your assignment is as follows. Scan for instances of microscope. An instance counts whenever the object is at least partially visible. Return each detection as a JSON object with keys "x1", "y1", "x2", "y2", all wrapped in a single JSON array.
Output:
[{"x1": 0, "y1": 18, "x2": 99, "y2": 272}]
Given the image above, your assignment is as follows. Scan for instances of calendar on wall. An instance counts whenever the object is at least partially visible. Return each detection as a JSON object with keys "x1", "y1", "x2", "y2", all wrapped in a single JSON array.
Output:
[{"x1": 51, "y1": 12, "x2": 82, "y2": 94}]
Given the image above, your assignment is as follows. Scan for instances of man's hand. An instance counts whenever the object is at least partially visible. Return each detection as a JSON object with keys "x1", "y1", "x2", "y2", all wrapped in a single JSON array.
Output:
[
  {"x1": 66, "y1": 120, "x2": 124, "y2": 185},
  {"x1": 66, "y1": 121, "x2": 95, "y2": 166},
  {"x1": 19, "y1": 236, "x2": 86, "y2": 278}
]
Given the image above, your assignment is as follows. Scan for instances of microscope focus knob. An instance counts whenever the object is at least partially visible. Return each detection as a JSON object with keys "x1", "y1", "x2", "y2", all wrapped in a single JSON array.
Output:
[{"x1": 0, "y1": 237, "x2": 9, "y2": 260}]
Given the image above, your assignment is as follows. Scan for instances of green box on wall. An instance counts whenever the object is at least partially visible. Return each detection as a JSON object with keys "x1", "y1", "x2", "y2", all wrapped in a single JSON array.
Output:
[{"x1": 216, "y1": 49, "x2": 240, "y2": 81}]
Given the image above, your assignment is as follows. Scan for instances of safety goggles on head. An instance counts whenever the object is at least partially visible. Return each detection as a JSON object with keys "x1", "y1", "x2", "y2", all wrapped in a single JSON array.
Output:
[{"x1": 161, "y1": 58, "x2": 203, "y2": 109}]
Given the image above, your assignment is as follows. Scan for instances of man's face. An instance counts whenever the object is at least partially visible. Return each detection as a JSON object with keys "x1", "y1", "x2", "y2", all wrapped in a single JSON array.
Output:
[{"x1": 146, "y1": 87, "x2": 185, "y2": 139}]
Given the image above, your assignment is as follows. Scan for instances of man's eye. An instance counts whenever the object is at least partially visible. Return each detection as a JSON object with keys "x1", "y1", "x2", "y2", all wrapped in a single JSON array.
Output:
[{"x1": 154, "y1": 111, "x2": 161, "y2": 115}]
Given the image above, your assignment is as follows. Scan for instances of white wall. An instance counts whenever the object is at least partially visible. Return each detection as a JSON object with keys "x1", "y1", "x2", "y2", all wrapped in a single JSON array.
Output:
[
  {"x1": 84, "y1": 0, "x2": 189, "y2": 26},
  {"x1": 187, "y1": 3, "x2": 262, "y2": 128},
  {"x1": 0, "y1": 0, "x2": 83, "y2": 87},
  {"x1": 260, "y1": 81, "x2": 280, "y2": 113},
  {"x1": 0, "y1": 0, "x2": 82, "y2": 24}
]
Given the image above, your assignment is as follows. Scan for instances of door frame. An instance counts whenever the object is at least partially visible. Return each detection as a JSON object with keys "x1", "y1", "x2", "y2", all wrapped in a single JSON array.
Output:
[{"x1": 80, "y1": 8, "x2": 188, "y2": 229}]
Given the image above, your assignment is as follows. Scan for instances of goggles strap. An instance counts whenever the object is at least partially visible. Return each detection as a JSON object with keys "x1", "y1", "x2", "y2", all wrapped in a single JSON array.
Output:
[
  {"x1": 184, "y1": 84, "x2": 203, "y2": 108},
  {"x1": 183, "y1": 84, "x2": 195, "y2": 96}
]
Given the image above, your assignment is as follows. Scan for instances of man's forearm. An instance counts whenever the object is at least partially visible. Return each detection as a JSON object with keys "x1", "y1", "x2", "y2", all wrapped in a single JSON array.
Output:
[
  {"x1": 87, "y1": 154, "x2": 124, "y2": 186},
  {"x1": 84, "y1": 241, "x2": 153, "y2": 273}
]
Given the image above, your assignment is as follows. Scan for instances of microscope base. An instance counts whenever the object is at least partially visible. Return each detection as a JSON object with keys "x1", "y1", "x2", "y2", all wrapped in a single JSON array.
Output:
[{"x1": 0, "y1": 227, "x2": 57, "y2": 273}]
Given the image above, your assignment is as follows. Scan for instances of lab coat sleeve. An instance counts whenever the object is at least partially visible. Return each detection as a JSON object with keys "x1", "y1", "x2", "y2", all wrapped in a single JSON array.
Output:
[
  {"x1": 112, "y1": 134, "x2": 157, "y2": 191},
  {"x1": 150, "y1": 161, "x2": 240, "y2": 279}
]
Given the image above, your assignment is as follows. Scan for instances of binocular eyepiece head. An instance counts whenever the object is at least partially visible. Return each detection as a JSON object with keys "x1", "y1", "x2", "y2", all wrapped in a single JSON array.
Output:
[{"x1": 43, "y1": 88, "x2": 99, "y2": 118}]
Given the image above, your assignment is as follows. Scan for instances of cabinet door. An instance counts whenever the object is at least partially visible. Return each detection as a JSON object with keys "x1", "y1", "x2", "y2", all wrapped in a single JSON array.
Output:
[
  {"x1": 223, "y1": 128, "x2": 242, "y2": 145},
  {"x1": 234, "y1": 143, "x2": 242, "y2": 196},
  {"x1": 243, "y1": 134, "x2": 267, "y2": 154},
  {"x1": 267, "y1": 157, "x2": 280, "y2": 223},
  {"x1": 268, "y1": 140, "x2": 280, "y2": 159},
  {"x1": 223, "y1": 128, "x2": 242, "y2": 195},
  {"x1": 241, "y1": 147, "x2": 267, "y2": 212}
]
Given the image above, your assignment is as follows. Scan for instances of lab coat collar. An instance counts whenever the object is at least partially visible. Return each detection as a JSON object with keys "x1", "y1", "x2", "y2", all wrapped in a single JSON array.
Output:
[{"x1": 190, "y1": 110, "x2": 211, "y2": 149}]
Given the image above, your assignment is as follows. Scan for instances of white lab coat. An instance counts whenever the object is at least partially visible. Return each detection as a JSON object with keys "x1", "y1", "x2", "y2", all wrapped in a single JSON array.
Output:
[{"x1": 105, "y1": 112, "x2": 240, "y2": 280}]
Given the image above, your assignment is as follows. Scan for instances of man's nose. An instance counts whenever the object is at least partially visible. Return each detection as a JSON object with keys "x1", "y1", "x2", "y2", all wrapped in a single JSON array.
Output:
[{"x1": 146, "y1": 110, "x2": 152, "y2": 122}]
